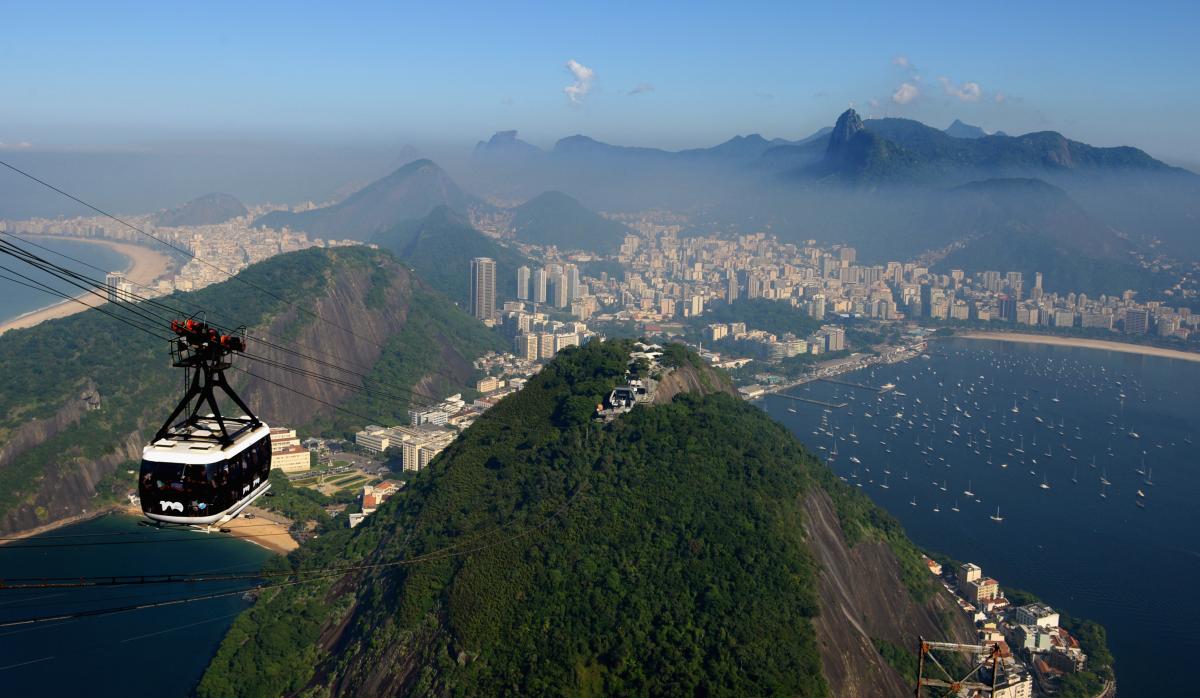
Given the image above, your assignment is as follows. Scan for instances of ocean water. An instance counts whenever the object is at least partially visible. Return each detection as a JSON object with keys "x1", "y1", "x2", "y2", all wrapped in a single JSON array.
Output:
[
  {"x1": 762, "y1": 337, "x2": 1200, "y2": 695},
  {"x1": 0, "y1": 237, "x2": 131, "y2": 326},
  {"x1": 0, "y1": 514, "x2": 270, "y2": 696}
]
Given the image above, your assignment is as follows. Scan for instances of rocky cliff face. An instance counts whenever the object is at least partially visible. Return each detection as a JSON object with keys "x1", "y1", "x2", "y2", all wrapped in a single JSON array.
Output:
[
  {"x1": 650, "y1": 361, "x2": 737, "y2": 404},
  {"x1": 804, "y1": 491, "x2": 976, "y2": 695}
]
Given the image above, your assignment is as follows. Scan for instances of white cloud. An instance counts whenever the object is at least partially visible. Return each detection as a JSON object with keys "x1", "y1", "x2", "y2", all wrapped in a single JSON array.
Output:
[
  {"x1": 0, "y1": 141, "x2": 32, "y2": 150},
  {"x1": 939, "y1": 77, "x2": 982, "y2": 102},
  {"x1": 994, "y1": 91, "x2": 1007, "y2": 104},
  {"x1": 892, "y1": 82, "x2": 919, "y2": 104},
  {"x1": 627, "y1": 83, "x2": 654, "y2": 95},
  {"x1": 563, "y1": 59, "x2": 595, "y2": 104},
  {"x1": 892, "y1": 55, "x2": 913, "y2": 70}
]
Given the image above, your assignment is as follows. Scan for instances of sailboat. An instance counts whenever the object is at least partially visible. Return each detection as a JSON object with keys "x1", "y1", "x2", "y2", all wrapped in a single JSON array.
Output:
[
  {"x1": 880, "y1": 474, "x2": 889, "y2": 490},
  {"x1": 910, "y1": 496, "x2": 917, "y2": 507},
  {"x1": 1144, "y1": 467, "x2": 1154, "y2": 486},
  {"x1": 990, "y1": 506, "x2": 1004, "y2": 522},
  {"x1": 951, "y1": 499, "x2": 960, "y2": 512},
  {"x1": 963, "y1": 480, "x2": 975, "y2": 497},
  {"x1": 1071, "y1": 465, "x2": 1078, "y2": 484},
  {"x1": 1039, "y1": 473, "x2": 1051, "y2": 490},
  {"x1": 939, "y1": 479, "x2": 948, "y2": 492}
]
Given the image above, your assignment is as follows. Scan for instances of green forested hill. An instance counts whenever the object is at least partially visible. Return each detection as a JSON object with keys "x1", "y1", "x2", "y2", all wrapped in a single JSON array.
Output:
[
  {"x1": 198, "y1": 340, "x2": 950, "y2": 697},
  {"x1": 512, "y1": 190, "x2": 629, "y2": 254},
  {"x1": 371, "y1": 206, "x2": 530, "y2": 306},
  {"x1": 0, "y1": 246, "x2": 501, "y2": 531}
]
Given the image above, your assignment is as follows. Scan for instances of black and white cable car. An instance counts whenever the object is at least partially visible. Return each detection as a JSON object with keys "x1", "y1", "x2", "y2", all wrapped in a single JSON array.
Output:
[{"x1": 138, "y1": 317, "x2": 271, "y2": 527}]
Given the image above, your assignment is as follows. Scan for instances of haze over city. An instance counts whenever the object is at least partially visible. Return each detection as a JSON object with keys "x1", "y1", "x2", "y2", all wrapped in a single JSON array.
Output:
[{"x1": 0, "y1": 3, "x2": 1197, "y2": 697}]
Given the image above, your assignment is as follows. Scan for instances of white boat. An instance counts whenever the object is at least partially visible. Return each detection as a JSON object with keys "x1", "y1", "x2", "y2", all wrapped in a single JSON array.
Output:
[
  {"x1": 963, "y1": 480, "x2": 974, "y2": 497},
  {"x1": 990, "y1": 507, "x2": 1004, "y2": 522},
  {"x1": 1039, "y1": 474, "x2": 1051, "y2": 490}
]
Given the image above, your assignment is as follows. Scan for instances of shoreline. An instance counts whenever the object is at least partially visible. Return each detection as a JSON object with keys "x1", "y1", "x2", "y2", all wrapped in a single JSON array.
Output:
[
  {"x1": 0, "y1": 505, "x2": 122, "y2": 545},
  {"x1": 0, "y1": 503, "x2": 299, "y2": 556},
  {"x1": 0, "y1": 235, "x2": 173, "y2": 336},
  {"x1": 951, "y1": 331, "x2": 1200, "y2": 364}
]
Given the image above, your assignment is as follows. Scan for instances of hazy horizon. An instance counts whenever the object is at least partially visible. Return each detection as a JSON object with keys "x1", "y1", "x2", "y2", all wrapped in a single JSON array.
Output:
[{"x1": 3, "y1": 2, "x2": 1198, "y2": 164}]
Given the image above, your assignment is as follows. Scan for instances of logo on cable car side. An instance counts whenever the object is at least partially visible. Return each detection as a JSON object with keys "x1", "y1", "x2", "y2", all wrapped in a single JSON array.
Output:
[{"x1": 159, "y1": 501, "x2": 185, "y2": 513}]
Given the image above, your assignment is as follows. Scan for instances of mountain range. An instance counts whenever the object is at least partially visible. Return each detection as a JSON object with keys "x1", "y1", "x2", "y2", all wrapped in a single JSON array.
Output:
[{"x1": 246, "y1": 110, "x2": 1196, "y2": 295}]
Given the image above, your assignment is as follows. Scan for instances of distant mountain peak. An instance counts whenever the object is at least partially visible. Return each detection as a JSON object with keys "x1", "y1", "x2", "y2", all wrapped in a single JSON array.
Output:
[
  {"x1": 253, "y1": 158, "x2": 478, "y2": 238},
  {"x1": 827, "y1": 109, "x2": 865, "y2": 154},
  {"x1": 945, "y1": 119, "x2": 989, "y2": 139},
  {"x1": 154, "y1": 192, "x2": 247, "y2": 227}
]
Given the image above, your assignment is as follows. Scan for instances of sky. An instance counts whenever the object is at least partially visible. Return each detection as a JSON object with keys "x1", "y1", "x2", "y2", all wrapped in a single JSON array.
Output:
[{"x1": 2, "y1": 1, "x2": 1199, "y2": 163}]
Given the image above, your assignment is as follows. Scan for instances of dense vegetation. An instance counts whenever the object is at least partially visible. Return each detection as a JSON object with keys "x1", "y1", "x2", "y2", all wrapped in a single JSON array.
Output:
[
  {"x1": 198, "y1": 340, "x2": 980, "y2": 696},
  {"x1": 200, "y1": 340, "x2": 848, "y2": 696},
  {"x1": 511, "y1": 190, "x2": 629, "y2": 254},
  {"x1": 690, "y1": 297, "x2": 822, "y2": 339}
]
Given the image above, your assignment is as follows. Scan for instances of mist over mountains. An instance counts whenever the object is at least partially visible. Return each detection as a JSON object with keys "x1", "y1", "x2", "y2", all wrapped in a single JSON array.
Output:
[{"x1": 5, "y1": 109, "x2": 1196, "y2": 293}]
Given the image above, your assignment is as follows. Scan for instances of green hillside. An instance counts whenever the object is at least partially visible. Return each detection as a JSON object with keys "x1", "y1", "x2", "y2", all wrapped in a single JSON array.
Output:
[
  {"x1": 512, "y1": 190, "x2": 629, "y2": 254},
  {"x1": 198, "y1": 340, "x2": 949, "y2": 696},
  {"x1": 0, "y1": 246, "x2": 501, "y2": 528}
]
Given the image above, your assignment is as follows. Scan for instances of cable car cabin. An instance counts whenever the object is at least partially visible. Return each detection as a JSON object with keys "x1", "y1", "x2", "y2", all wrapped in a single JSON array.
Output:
[{"x1": 139, "y1": 420, "x2": 272, "y2": 526}]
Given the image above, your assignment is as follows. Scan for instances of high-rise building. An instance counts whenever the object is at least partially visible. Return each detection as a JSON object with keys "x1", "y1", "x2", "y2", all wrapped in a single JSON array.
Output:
[
  {"x1": 513, "y1": 333, "x2": 539, "y2": 360},
  {"x1": 726, "y1": 271, "x2": 739, "y2": 303},
  {"x1": 550, "y1": 272, "x2": 568, "y2": 307},
  {"x1": 516, "y1": 265, "x2": 531, "y2": 300},
  {"x1": 1124, "y1": 308, "x2": 1150, "y2": 335},
  {"x1": 470, "y1": 257, "x2": 496, "y2": 321},
  {"x1": 532, "y1": 268, "x2": 548, "y2": 303},
  {"x1": 810, "y1": 294, "x2": 826, "y2": 320},
  {"x1": 565, "y1": 264, "x2": 581, "y2": 302},
  {"x1": 105, "y1": 272, "x2": 134, "y2": 303}
]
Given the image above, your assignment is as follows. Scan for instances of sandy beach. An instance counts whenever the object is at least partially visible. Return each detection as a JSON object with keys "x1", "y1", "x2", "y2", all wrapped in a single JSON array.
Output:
[
  {"x1": 0, "y1": 236, "x2": 172, "y2": 336},
  {"x1": 954, "y1": 331, "x2": 1200, "y2": 363},
  {"x1": 222, "y1": 509, "x2": 300, "y2": 554}
]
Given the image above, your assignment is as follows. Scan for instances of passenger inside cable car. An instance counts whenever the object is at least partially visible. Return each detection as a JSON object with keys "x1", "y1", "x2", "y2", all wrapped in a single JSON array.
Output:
[{"x1": 138, "y1": 429, "x2": 271, "y2": 524}]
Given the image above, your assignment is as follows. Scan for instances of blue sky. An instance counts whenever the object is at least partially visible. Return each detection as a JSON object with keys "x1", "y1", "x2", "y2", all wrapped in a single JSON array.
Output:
[{"x1": 3, "y1": 1, "x2": 1198, "y2": 162}]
